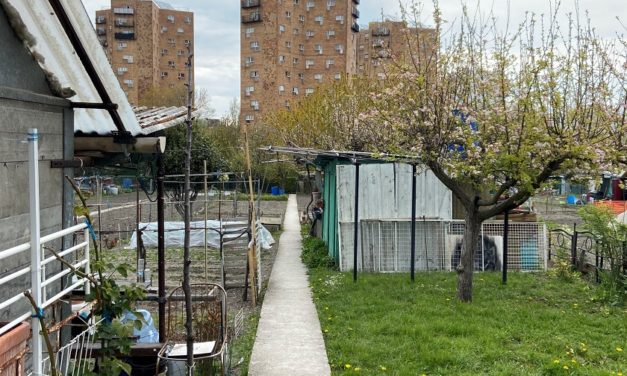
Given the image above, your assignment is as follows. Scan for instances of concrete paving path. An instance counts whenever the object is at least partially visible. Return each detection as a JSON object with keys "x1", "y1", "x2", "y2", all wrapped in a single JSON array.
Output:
[{"x1": 248, "y1": 194, "x2": 331, "y2": 376}]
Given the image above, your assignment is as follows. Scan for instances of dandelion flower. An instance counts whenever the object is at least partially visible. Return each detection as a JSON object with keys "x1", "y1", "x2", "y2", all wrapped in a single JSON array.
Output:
[
  {"x1": 379, "y1": 365, "x2": 387, "y2": 371},
  {"x1": 571, "y1": 359, "x2": 577, "y2": 364},
  {"x1": 345, "y1": 364, "x2": 351, "y2": 369},
  {"x1": 354, "y1": 367, "x2": 361, "y2": 372},
  {"x1": 553, "y1": 359, "x2": 560, "y2": 364},
  {"x1": 616, "y1": 347, "x2": 623, "y2": 352},
  {"x1": 324, "y1": 329, "x2": 329, "y2": 333},
  {"x1": 563, "y1": 365, "x2": 569, "y2": 370}
]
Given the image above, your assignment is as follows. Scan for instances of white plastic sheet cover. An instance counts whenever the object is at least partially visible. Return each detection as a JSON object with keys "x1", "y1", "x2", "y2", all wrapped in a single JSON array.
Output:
[{"x1": 128, "y1": 220, "x2": 275, "y2": 249}]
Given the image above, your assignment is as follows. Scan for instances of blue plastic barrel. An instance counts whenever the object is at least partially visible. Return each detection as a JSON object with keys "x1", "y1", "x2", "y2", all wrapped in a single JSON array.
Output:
[
  {"x1": 520, "y1": 241, "x2": 539, "y2": 270},
  {"x1": 567, "y1": 194, "x2": 577, "y2": 205},
  {"x1": 271, "y1": 186, "x2": 279, "y2": 195},
  {"x1": 122, "y1": 178, "x2": 133, "y2": 189},
  {"x1": 278, "y1": 187, "x2": 285, "y2": 195}
]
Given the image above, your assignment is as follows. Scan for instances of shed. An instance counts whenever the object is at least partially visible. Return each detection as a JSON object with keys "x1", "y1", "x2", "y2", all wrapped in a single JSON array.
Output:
[
  {"x1": 0, "y1": 0, "x2": 164, "y2": 324},
  {"x1": 261, "y1": 147, "x2": 453, "y2": 272}
]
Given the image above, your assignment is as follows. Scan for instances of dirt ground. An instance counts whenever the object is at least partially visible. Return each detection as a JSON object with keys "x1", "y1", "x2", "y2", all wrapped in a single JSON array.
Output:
[
  {"x1": 85, "y1": 190, "x2": 290, "y2": 353},
  {"x1": 532, "y1": 192, "x2": 585, "y2": 227}
]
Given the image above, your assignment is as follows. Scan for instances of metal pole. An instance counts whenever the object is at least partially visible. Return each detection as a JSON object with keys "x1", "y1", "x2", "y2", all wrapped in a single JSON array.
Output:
[
  {"x1": 28, "y1": 128, "x2": 43, "y2": 376},
  {"x1": 204, "y1": 160, "x2": 208, "y2": 281},
  {"x1": 410, "y1": 164, "x2": 416, "y2": 282},
  {"x1": 84, "y1": 228, "x2": 91, "y2": 296},
  {"x1": 571, "y1": 223, "x2": 578, "y2": 268},
  {"x1": 183, "y1": 45, "x2": 195, "y2": 374},
  {"x1": 136, "y1": 175, "x2": 141, "y2": 282},
  {"x1": 353, "y1": 161, "x2": 360, "y2": 282},
  {"x1": 157, "y1": 151, "x2": 166, "y2": 342},
  {"x1": 502, "y1": 209, "x2": 509, "y2": 285}
]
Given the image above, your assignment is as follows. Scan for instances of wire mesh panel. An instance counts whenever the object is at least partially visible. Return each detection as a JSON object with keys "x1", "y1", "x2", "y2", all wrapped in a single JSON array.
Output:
[
  {"x1": 482, "y1": 222, "x2": 547, "y2": 271},
  {"x1": 340, "y1": 219, "x2": 547, "y2": 273}
]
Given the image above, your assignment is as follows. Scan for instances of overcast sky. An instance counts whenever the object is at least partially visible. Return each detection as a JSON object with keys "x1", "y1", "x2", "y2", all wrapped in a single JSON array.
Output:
[{"x1": 83, "y1": 0, "x2": 625, "y2": 117}]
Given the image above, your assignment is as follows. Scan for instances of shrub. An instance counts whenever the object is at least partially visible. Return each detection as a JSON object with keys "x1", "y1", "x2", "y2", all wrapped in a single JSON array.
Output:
[
  {"x1": 579, "y1": 205, "x2": 627, "y2": 305},
  {"x1": 301, "y1": 230, "x2": 335, "y2": 269}
]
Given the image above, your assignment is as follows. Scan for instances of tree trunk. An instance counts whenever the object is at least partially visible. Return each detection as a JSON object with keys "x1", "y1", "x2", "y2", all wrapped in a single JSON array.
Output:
[{"x1": 457, "y1": 208, "x2": 482, "y2": 302}]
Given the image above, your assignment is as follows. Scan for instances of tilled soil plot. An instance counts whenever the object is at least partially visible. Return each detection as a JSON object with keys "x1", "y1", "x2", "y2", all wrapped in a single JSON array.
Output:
[
  {"x1": 533, "y1": 193, "x2": 584, "y2": 227},
  {"x1": 89, "y1": 191, "x2": 288, "y2": 350}
]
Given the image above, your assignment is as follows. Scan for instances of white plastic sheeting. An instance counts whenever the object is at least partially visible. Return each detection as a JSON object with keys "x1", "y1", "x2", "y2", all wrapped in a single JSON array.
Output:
[{"x1": 128, "y1": 220, "x2": 275, "y2": 250}]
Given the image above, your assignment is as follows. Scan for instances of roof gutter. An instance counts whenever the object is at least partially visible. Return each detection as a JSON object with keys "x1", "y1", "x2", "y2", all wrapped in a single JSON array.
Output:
[{"x1": 47, "y1": 0, "x2": 130, "y2": 137}]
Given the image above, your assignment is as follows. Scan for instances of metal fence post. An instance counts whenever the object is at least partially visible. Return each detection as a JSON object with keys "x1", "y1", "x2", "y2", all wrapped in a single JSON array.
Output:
[
  {"x1": 410, "y1": 164, "x2": 416, "y2": 282},
  {"x1": 548, "y1": 230, "x2": 552, "y2": 261},
  {"x1": 622, "y1": 241, "x2": 627, "y2": 277},
  {"x1": 353, "y1": 161, "x2": 360, "y2": 282},
  {"x1": 84, "y1": 228, "x2": 91, "y2": 296},
  {"x1": 502, "y1": 209, "x2": 509, "y2": 285},
  {"x1": 571, "y1": 223, "x2": 578, "y2": 268},
  {"x1": 28, "y1": 128, "x2": 43, "y2": 376}
]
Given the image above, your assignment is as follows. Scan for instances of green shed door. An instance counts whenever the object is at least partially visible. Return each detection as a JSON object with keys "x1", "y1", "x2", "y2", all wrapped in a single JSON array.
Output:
[{"x1": 322, "y1": 161, "x2": 339, "y2": 263}]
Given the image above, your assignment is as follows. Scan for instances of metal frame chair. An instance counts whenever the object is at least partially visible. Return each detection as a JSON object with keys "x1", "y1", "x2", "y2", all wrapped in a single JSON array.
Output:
[{"x1": 156, "y1": 283, "x2": 227, "y2": 375}]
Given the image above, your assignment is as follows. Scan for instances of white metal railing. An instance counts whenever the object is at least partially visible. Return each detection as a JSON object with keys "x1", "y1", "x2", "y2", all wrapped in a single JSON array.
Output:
[
  {"x1": 0, "y1": 129, "x2": 91, "y2": 376},
  {"x1": 41, "y1": 318, "x2": 102, "y2": 376}
]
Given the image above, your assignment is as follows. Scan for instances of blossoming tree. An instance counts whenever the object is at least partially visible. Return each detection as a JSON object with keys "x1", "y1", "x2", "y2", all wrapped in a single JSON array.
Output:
[{"x1": 362, "y1": 3, "x2": 625, "y2": 301}]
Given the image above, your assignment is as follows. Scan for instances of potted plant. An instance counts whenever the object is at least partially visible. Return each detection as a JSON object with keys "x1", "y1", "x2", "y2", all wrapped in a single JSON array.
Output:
[{"x1": 0, "y1": 321, "x2": 30, "y2": 376}]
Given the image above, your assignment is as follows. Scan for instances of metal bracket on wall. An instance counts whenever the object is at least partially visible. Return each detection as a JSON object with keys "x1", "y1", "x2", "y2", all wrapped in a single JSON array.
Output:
[{"x1": 50, "y1": 159, "x2": 84, "y2": 168}]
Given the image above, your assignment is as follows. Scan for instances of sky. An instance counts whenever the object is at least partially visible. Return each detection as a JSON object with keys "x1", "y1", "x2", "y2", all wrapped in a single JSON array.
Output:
[{"x1": 83, "y1": 0, "x2": 625, "y2": 118}]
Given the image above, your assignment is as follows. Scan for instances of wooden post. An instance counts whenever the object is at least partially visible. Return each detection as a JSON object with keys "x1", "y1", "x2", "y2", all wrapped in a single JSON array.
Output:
[{"x1": 244, "y1": 123, "x2": 258, "y2": 306}]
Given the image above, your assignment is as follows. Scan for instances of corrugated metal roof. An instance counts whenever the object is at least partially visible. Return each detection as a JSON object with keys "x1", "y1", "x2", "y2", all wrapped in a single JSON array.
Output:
[
  {"x1": 4, "y1": 0, "x2": 142, "y2": 136},
  {"x1": 134, "y1": 106, "x2": 206, "y2": 134}
]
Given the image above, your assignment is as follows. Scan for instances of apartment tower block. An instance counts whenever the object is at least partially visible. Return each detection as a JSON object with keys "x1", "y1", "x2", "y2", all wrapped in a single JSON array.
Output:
[
  {"x1": 96, "y1": 0, "x2": 194, "y2": 105},
  {"x1": 240, "y1": 0, "x2": 361, "y2": 124}
]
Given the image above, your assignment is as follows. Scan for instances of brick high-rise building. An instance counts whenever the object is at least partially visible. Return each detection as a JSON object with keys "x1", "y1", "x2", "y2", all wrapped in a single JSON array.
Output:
[
  {"x1": 357, "y1": 21, "x2": 436, "y2": 79},
  {"x1": 239, "y1": 1, "x2": 437, "y2": 125},
  {"x1": 240, "y1": 0, "x2": 361, "y2": 125},
  {"x1": 96, "y1": 0, "x2": 194, "y2": 105}
]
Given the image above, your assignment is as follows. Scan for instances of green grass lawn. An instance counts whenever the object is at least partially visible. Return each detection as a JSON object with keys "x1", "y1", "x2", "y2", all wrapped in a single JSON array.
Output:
[{"x1": 308, "y1": 270, "x2": 626, "y2": 375}]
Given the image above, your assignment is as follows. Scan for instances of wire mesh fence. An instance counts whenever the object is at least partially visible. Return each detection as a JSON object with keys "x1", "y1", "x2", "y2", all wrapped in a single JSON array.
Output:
[{"x1": 340, "y1": 220, "x2": 547, "y2": 273}]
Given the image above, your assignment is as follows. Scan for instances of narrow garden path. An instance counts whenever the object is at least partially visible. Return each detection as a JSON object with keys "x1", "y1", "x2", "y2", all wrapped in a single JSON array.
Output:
[{"x1": 248, "y1": 194, "x2": 330, "y2": 376}]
